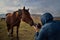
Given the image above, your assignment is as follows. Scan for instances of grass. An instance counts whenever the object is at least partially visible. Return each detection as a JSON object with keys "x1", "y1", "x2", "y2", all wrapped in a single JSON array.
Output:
[
  {"x1": 0, "y1": 16, "x2": 59, "y2": 40},
  {"x1": 0, "y1": 17, "x2": 40, "y2": 40}
]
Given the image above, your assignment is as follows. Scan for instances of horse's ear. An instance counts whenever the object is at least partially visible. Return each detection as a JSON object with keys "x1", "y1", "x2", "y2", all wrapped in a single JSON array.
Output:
[
  {"x1": 28, "y1": 8, "x2": 29, "y2": 11},
  {"x1": 23, "y1": 6, "x2": 25, "y2": 10}
]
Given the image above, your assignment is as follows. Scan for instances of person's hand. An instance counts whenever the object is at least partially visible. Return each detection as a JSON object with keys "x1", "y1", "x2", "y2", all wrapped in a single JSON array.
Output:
[
  {"x1": 33, "y1": 23, "x2": 41, "y2": 32},
  {"x1": 33, "y1": 26, "x2": 39, "y2": 32}
]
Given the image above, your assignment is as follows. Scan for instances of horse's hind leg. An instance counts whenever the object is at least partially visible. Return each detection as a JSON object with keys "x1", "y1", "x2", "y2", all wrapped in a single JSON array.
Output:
[
  {"x1": 10, "y1": 26, "x2": 13, "y2": 38},
  {"x1": 7, "y1": 24, "x2": 10, "y2": 36}
]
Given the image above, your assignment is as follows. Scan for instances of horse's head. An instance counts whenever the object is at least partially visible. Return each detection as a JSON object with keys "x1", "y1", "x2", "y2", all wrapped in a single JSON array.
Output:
[
  {"x1": 21, "y1": 6, "x2": 34, "y2": 26},
  {"x1": 17, "y1": 9, "x2": 22, "y2": 19}
]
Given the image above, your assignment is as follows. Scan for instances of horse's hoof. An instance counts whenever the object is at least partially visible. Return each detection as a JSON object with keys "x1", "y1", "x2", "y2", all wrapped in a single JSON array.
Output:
[
  {"x1": 17, "y1": 37, "x2": 19, "y2": 40},
  {"x1": 17, "y1": 36, "x2": 19, "y2": 40},
  {"x1": 8, "y1": 34, "x2": 10, "y2": 37},
  {"x1": 10, "y1": 36, "x2": 13, "y2": 40},
  {"x1": 8, "y1": 32, "x2": 10, "y2": 37}
]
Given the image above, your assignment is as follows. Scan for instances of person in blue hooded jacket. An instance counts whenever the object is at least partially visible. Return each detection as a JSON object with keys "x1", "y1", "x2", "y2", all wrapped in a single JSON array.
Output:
[{"x1": 33, "y1": 12, "x2": 60, "y2": 40}]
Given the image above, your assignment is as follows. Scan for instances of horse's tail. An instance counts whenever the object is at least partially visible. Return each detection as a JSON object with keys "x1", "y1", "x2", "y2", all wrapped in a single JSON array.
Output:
[{"x1": 6, "y1": 13, "x2": 11, "y2": 16}]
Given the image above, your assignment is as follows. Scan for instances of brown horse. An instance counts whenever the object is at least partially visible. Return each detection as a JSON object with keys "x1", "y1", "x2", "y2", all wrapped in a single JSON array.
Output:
[{"x1": 6, "y1": 6, "x2": 34, "y2": 39}]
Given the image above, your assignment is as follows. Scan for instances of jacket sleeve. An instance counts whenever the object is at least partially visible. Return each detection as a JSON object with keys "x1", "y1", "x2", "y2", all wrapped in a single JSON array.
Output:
[{"x1": 35, "y1": 27, "x2": 48, "y2": 40}]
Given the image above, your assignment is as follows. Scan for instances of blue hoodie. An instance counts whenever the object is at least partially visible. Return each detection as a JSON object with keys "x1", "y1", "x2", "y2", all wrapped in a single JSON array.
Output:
[{"x1": 35, "y1": 13, "x2": 60, "y2": 40}]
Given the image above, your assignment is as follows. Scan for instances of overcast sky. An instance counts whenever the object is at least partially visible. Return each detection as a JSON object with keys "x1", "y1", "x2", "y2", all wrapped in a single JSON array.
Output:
[{"x1": 0, "y1": 0, "x2": 60, "y2": 17}]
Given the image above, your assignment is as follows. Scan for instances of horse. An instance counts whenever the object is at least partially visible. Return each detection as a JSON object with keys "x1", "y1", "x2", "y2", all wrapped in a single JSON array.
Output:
[
  {"x1": 6, "y1": 6, "x2": 34, "y2": 39},
  {"x1": 1, "y1": 18, "x2": 5, "y2": 21}
]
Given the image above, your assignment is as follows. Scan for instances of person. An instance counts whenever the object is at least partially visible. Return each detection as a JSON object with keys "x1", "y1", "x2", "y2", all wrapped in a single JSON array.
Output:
[{"x1": 33, "y1": 12, "x2": 60, "y2": 40}]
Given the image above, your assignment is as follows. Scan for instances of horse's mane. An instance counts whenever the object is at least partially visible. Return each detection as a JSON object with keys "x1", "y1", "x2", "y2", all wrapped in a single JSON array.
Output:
[
  {"x1": 6, "y1": 13, "x2": 11, "y2": 16},
  {"x1": 13, "y1": 11, "x2": 18, "y2": 15}
]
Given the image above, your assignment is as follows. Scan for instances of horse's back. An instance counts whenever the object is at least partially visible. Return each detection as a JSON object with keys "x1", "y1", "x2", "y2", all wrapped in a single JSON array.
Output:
[
  {"x1": 6, "y1": 13, "x2": 13, "y2": 24},
  {"x1": 6, "y1": 12, "x2": 19, "y2": 25}
]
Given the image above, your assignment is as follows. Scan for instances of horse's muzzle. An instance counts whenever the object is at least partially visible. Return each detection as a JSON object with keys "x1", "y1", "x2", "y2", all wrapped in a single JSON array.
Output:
[
  {"x1": 33, "y1": 23, "x2": 42, "y2": 29},
  {"x1": 30, "y1": 21, "x2": 34, "y2": 26}
]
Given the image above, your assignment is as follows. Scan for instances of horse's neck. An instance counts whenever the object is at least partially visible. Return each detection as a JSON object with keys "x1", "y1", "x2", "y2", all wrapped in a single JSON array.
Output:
[
  {"x1": 12, "y1": 13, "x2": 20, "y2": 22},
  {"x1": 12, "y1": 15, "x2": 21, "y2": 25}
]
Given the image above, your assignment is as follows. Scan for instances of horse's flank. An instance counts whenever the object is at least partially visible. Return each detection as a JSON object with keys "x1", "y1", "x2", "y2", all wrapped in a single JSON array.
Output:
[{"x1": 6, "y1": 11, "x2": 21, "y2": 27}]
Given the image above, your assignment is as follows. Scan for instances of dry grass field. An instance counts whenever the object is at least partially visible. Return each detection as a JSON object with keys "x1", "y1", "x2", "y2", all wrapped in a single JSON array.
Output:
[
  {"x1": 0, "y1": 16, "x2": 60, "y2": 40},
  {"x1": 0, "y1": 16, "x2": 41, "y2": 40}
]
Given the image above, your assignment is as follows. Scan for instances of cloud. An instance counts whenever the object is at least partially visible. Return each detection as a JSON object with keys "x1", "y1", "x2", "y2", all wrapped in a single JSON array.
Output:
[
  {"x1": 0, "y1": 6, "x2": 19, "y2": 13},
  {"x1": 0, "y1": 0, "x2": 60, "y2": 17}
]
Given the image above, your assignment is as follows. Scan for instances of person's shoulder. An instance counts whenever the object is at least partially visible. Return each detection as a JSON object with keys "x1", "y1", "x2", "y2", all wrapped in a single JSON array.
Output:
[
  {"x1": 42, "y1": 22, "x2": 52, "y2": 28},
  {"x1": 42, "y1": 20, "x2": 60, "y2": 29},
  {"x1": 41, "y1": 22, "x2": 53, "y2": 30},
  {"x1": 54, "y1": 20, "x2": 60, "y2": 24}
]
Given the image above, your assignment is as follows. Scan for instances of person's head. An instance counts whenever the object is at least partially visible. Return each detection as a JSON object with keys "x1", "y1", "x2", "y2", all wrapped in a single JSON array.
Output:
[{"x1": 41, "y1": 12, "x2": 53, "y2": 25}]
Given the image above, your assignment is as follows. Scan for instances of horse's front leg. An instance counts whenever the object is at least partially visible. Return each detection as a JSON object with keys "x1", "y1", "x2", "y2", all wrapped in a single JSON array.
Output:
[
  {"x1": 10, "y1": 26, "x2": 13, "y2": 39},
  {"x1": 16, "y1": 26, "x2": 19, "y2": 39}
]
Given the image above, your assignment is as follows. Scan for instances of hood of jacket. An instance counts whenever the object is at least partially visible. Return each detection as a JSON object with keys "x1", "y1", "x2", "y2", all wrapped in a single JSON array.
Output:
[{"x1": 41, "y1": 13, "x2": 53, "y2": 25}]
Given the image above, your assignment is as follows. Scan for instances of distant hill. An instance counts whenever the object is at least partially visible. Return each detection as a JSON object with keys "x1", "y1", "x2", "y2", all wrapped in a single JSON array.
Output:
[
  {"x1": 31, "y1": 14, "x2": 41, "y2": 16},
  {"x1": 31, "y1": 14, "x2": 60, "y2": 20},
  {"x1": 54, "y1": 17, "x2": 60, "y2": 20},
  {"x1": 0, "y1": 14, "x2": 60, "y2": 20},
  {"x1": 0, "y1": 14, "x2": 6, "y2": 18},
  {"x1": 0, "y1": 14, "x2": 41, "y2": 18}
]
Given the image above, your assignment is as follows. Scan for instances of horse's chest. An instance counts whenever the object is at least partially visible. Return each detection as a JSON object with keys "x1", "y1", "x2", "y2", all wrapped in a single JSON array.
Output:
[{"x1": 13, "y1": 19, "x2": 20, "y2": 26}]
